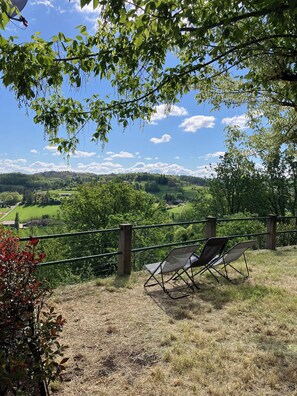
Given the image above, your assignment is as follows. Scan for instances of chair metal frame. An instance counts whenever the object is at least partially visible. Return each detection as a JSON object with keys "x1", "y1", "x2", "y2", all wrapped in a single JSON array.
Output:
[
  {"x1": 144, "y1": 244, "x2": 199, "y2": 299},
  {"x1": 182, "y1": 237, "x2": 229, "y2": 287},
  {"x1": 205, "y1": 240, "x2": 257, "y2": 283}
]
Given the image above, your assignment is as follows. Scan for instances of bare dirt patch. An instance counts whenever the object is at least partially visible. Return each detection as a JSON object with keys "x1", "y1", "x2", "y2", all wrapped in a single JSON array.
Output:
[{"x1": 52, "y1": 277, "x2": 175, "y2": 395}]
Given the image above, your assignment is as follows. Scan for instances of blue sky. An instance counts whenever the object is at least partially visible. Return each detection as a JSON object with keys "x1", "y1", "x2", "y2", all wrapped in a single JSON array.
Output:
[{"x1": 1, "y1": 0, "x2": 248, "y2": 176}]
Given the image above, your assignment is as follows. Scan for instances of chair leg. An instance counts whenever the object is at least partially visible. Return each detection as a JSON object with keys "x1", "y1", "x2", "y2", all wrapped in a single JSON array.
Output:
[
  {"x1": 167, "y1": 290, "x2": 191, "y2": 299},
  {"x1": 215, "y1": 254, "x2": 250, "y2": 283},
  {"x1": 208, "y1": 266, "x2": 229, "y2": 282},
  {"x1": 182, "y1": 267, "x2": 203, "y2": 290},
  {"x1": 167, "y1": 270, "x2": 197, "y2": 297},
  {"x1": 244, "y1": 253, "x2": 250, "y2": 277},
  {"x1": 144, "y1": 270, "x2": 194, "y2": 299},
  {"x1": 226, "y1": 254, "x2": 249, "y2": 279},
  {"x1": 144, "y1": 272, "x2": 163, "y2": 288},
  {"x1": 191, "y1": 265, "x2": 221, "y2": 285}
]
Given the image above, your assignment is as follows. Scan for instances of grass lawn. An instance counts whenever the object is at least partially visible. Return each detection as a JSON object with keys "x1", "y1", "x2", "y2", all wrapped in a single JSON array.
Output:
[
  {"x1": 167, "y1": 201, "x2": 193, "y2": 216},
  {"x1": 147, "y1": 185, "x2": 205, "y2": 200},
  {"x1": 148, "y1": 184, "x2": 180, "y2": 199},
  {"x1": 51, "y1": 246, "x2": 297, "y2": 395},
  {"x1": 49, "y1": 190, "x2": 76, "y2": 195},
  {"x1": 4, "y1": 204, "x2": 61, "y2": 222},
  {"x1": 182, "y1": 185, "x2": 205, "y2": 200},
  {"x1": 0, "y1": 207, "x2": 10, "y2": 216}
]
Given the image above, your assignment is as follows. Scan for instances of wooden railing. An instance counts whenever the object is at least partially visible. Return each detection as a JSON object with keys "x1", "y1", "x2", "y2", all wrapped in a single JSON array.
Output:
[{"x1": 19, "y1": 215, "x2": 297, "y2": 277}]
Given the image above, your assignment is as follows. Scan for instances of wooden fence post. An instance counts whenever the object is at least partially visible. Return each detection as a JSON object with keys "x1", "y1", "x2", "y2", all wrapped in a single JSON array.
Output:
[
  {"x1": 266, "y1": 214, "x2": 277, "y2": 250},
  {"x1": 118, "y1": 224, "x2": 132, "y2": 276},
  {"x1": 205, "y1": 216, "x2": 217, "y2": 239}
]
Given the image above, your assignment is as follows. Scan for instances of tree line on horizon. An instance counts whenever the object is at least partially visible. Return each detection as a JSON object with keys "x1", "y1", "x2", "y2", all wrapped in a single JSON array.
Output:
[{"x1": 0, "y1": 171, "x2": 207, "y2": 193}]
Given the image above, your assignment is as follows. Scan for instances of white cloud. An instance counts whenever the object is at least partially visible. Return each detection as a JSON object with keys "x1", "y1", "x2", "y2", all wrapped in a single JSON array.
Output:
[
  {"x1": 71, "y1": 150, "x2": 96, "y2": 158},
  {"x1": 76, "y1": 162, "x2": 123, "y2": 173},
  {"x1": 222, "y1": 114, "x2": 248, "y2": 129},
  {"x1": 32, "y1": 0, "x2": 54, "y2": 8},
  {"x1": 204, "y1": 151, "x2": 225, "y2": 159},
  {"x1": 74, "y1": 0, "x2": 100, "y2": 14},
  {"x1": 0, "y1": 158, "x2": 212, "y2": 177},
  {"x1": 103, "y1": 151, "x2": 134, "y2": 160},
  {"x1": 34, "y1": 0, "x2": 71, "y2": 16},
  {"x1": 128, "y1": 162, "x2": 212, "y2": 177},
  {"x1": 0, "y1": 159, "x2": 27, "y2": 166},
  {"x1": 43, "y1": 146, "x2": 95, "y2": 158},
  {"x1": 30, "y1": 161, "x2": 70, "y2": 171},
  {"x1": 175, "y1": 156, "x2": 180, "y2": 160},
  {"x1": 44, "y1": 145, "x2": 57, "y2": 151},
  {"x1": 0, "y1": 159, "x2": 29, "y2": 173},
  {"x1": 44, "y1": 145, "x2": 58, "y2": 152},
  {"x1": 195, "y1": 165, "x2": 214, "y2": 177},
  {"x1": 104, "y1": 151, "x2": 134, "y2": 159},
  {"x1": 150, "y1": 134, "x2": 171, "y2": 144},
  {"x1": 150, "y1": 104, "x2": 188, "y2": 123},
  {"x1": 0, "y1": 159, "x2": 71, "y2": 174},
  {"x1": 179, "y1": 116, "x2": 215, "y2": 132},
  {"x1": 111, "y1": 151, "x2": 134, "y2": 158},
  {"x1": 30, "y1": 149, "x2": 38, "y2": 154},
  {"x1": 70, "y1": 0, "x2": 101, "y2": 32},
  {"x1": 43, "y1": 146, "x2": 62, "y2": 157}
]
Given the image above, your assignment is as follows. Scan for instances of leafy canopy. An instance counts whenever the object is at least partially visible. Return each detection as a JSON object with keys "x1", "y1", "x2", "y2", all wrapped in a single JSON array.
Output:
[
  {"x1": 61, "y1": 181, "x2": 168, "y2": 230},
  {"x1": 1, "y1": 0, "x2": 297, "y2": 151}
]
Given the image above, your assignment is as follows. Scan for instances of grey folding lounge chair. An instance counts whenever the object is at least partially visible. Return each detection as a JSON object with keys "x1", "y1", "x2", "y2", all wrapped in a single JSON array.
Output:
[
  {"x1": 207, "y1": 240, "x2": 257, "y2": 283},
  {"x1": 144, "y1": 244, "x2": 199, "y2": 299},
  {"x1": 182, "y1": 237, "x2": 229, "y2": 287}
]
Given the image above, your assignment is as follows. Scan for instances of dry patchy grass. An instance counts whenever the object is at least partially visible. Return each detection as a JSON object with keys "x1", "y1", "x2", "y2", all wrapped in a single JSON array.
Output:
[{"x1": 51, "y1": 247, "x2": 297, "y2": 395}]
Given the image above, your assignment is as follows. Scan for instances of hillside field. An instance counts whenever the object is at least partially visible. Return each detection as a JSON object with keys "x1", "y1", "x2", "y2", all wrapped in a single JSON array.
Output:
[
  {"x1": 167, "y1": 201, "x2": 193, "y2": 216},
  {"x1": 3, "y1": 204, "x2": 61, "y2": 222},
  {"x1": 150, "y1": 184, "x2": 204, "y2": 200}
]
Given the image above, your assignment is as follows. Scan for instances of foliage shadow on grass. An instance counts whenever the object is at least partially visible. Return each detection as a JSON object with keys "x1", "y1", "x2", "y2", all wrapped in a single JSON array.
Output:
[
  {"x1": 95, "y1": 273, "x2": 140, "y2": 291},
  {"x1": 197, "y1": 282, "x2": 277, "y2": 309},
  {"x1": 145, "y1": 280, "x2": 278, "y2": 320},
  {"x1": 145, "y1": 288, "x2": 203, "y2": 321}
]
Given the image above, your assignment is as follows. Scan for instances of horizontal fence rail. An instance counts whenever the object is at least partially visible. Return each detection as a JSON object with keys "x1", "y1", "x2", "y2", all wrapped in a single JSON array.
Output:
[
  {"x1": 19, "y1": 228, "x2": 121, "y2": 278},
  {"x1": 40, "y1": 251, "x2": 121, "y2": 267},
  {"x1": 19, "y1": 227, "x2": 119, "y2": 242},
  {"x1": 14, "y1": 215, "x2": 297, "y2": 278}
]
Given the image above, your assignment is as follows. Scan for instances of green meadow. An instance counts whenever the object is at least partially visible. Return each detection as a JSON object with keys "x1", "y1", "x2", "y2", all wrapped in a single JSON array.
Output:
[
  {"x1": 148, "y1": 184, "x2": 204, "y2": 200},
  {"x1": 167, "y1": 201, "x2": 193, "y2": 215},
  {"x1": 4, "y1": 204, "x2": 61, "y2": 222}
]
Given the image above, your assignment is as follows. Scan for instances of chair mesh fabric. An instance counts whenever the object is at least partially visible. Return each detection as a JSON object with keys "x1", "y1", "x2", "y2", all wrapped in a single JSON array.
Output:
[
  {"x1": 162, "y1": 245, "x2": 199, "y2": 273},
  {"x1": 190, "y1": 237, "x2": 228, "y2": 268},
  {"x1": 219, "y1": 241, "x2": 256, "y2": 264}
]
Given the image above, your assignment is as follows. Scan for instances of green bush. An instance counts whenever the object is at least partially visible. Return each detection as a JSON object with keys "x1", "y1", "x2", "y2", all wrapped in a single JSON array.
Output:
[
  {"x1": 277, "y1": 218, "x2": 297, "y2": 247},
  {"x1": 217, "y1": 212, "x2": 266, "y2": 249},
  {"x1": 0, "y1": 228, "x2": 67, "y2": 395}
]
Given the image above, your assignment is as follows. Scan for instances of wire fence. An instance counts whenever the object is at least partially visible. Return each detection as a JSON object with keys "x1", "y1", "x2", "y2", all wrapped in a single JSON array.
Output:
[
  {"x1": 16, "y1": 216, "x2": 297, "y2": 284},
  {"x1": 17, "y1": 215, "x2": 297, "y2": 285}
]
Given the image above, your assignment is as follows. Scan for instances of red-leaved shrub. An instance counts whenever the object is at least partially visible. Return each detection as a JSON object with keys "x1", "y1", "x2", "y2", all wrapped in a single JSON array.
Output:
[{"x1": 0, "y1": 228, "x2": 67, "y2": 395}]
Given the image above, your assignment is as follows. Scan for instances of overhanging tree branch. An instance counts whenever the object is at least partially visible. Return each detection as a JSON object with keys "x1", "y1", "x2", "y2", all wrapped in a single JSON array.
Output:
[{"x1": 180, "y1": 2, "x2": 294, "y2": 31}]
